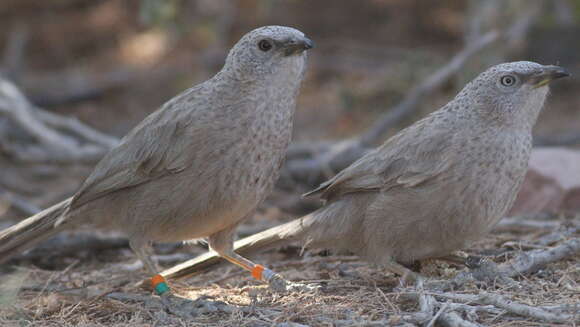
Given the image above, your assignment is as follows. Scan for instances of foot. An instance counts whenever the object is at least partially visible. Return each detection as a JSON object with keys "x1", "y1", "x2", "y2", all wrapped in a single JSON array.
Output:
[
  {"x1": 382, "y1": 260, "x2": 425, "y2": 287},
  {"x1": 398, "y1": 270, "x2": 425, "y2": 287},
  {"x1": 264, "y1": 272, "x2": 320, "y2": 293}
]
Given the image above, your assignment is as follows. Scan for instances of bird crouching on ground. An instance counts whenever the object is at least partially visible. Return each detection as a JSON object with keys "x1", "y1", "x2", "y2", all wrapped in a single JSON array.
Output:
[
  {"x1": 157, "y1": 61, "x2": 569, "y2": 284},
  {"x1": 0, "y1": 26, "x2": 314, "y2": 303}
]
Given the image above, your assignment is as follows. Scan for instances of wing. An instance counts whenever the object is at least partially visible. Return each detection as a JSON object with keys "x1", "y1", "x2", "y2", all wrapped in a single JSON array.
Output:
[
  {"x1": 304, "y1": 115, "x2": 458, "y2": 202},
  {"x1": 70, "y1": 90, "x2": 204, "y2": 210}
]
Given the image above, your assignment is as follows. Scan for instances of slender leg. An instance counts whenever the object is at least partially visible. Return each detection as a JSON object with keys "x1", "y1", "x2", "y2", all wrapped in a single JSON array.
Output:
[
  {"x1": 130, "y1": 238, "x2": 219, "y2": 318},
  {"x1": 208, "y1": 225, "x2": 289, "y2": 292},
  {"x1": 130, "y1": 239, "x2": 170, "y2": 296},
  {"x1": 130, "y1": 240, "x2": 160, "y2": 275},
  {"x1": 383, "y1": 260, "x2": 422, "y2": 286}
]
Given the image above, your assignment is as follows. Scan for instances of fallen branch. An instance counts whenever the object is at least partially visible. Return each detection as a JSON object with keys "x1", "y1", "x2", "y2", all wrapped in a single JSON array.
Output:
[
  {"x1": 438, "y1": 311, "x2": 482, "y2": 327},
  {"x1": 434, "y1": 292, "x2": 576, "y2": 324},
  {"x1": 1, "y1": 23, "x2": 28, "y2": 82},
  {"x1": 0, "y1": 77, "x2": 117, "y2": 163},
  {"x1": 400, "y1": 282, "x2": 483, "y2": 327},
  {"x1": 10, "y1": 231, "x2": 129, "y2": 263},
  {"x1": 359, "y1": 30, "x2": 498, "y2": 146},
  {"x1": 0, "y1": 189, "x2": 40, "y2": 216},
  {"x1": 432, "y1": 237, "x2": 579, "y2": 291},
  {"x1": 499, "y1": 237, "x2": 580, "y2": 278},
  {"x1": 534, "y1": 132, "x2": 580, "y2": 147},
  {"x1": 494, "y1": 216, "x2": 562, "y2": 232},
  {"x1": 36, "y1": 108, "x2": 118, "y2": 148}
]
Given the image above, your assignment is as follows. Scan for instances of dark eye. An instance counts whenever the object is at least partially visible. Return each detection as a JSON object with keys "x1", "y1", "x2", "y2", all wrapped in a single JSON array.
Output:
[
  {"x1": 500, "y1": 75, "x2": 517, "y2": 87},
  {"x1": 258, "y1": 39, "x2": 272, "y2": 52}
]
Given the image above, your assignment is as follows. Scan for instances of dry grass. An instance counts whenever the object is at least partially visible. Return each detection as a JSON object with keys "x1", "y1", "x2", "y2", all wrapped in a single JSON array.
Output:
[{"x1": 0, "y1": 213, "x2": 578, "y2": 326}]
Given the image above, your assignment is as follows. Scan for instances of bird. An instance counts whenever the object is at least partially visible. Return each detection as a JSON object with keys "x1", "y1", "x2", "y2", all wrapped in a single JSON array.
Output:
[
  {"x1": 0, "y1": 25, "x2": 314, "y2": 296},
  {"x1": 155, "y1": 61, "x2": 569, "y2": 283}
]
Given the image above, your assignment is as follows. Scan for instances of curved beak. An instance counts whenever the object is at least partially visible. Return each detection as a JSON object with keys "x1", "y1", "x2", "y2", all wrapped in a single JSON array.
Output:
[
  {"x1": 282, "y1": 36, "x2": 315, "y2": 56},
  {"x1": 532, "y1": 65, "x2": 570, "y2": 88}
]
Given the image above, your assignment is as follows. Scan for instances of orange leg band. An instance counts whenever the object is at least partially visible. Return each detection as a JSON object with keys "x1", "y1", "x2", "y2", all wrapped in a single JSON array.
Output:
[
  {"x1": 251, "y1": 265, "x2": 265, "y2": 280},
  {"x1": 151, "y1": 274, "x2": 169, "y2": 295}
]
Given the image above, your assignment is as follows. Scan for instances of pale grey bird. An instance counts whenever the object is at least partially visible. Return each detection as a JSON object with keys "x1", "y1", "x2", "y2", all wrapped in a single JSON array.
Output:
[
  {"x1": 158, "y1": 62, "x2": 569, "y2": 282},
  {"x1": 0, "y1": 26, "x2": 314, "y2": 295}
]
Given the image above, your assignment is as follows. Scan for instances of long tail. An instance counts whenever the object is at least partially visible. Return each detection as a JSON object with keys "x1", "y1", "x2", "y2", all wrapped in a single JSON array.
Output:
[
  {"x1": 0, "y1": 198, "x2": 72, "y2": 264},
  {"x1": 160, "y1": 212, "x2": 318, "y2": 281}
]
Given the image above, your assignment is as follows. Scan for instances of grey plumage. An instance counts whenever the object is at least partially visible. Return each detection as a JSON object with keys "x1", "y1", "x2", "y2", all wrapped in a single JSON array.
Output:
[
  {"x1": 0, "y1": 26, "x2": 313, "y2": 285},
  {"x1": 162, "y1": 61, "x2": 569, "y2": 281}
]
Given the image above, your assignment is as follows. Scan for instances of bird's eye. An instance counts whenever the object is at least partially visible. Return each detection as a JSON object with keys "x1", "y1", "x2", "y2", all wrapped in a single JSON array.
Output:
[
  {"x1": 258, "y1": 39, "x2": 272, "y2": 52},
  {"x1": 500, "y1": 75, "x2": 517, "y2": 87}
]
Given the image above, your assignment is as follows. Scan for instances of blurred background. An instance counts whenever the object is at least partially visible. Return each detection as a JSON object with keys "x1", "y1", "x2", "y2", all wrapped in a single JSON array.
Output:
[
  {"x1": 0, "y1": 0, "x2": 579, "y2": 231},
  {"x1": 2, "y1": 2, "x2": 580, "y2": 324}
]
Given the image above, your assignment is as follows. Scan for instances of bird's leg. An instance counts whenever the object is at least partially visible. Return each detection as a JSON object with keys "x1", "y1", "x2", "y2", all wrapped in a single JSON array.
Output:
[
  {"x1": 130, "y1": 238, "x2": 221, "y2": 318},
  {"x1": 208, "y1": 226, "x2": 289, "y2": 292},
  {"x1": 437, "y1": 252, "x2": 485, "y2": 269},
  {"x1": 383, "y1": 260, "x2": 422, "y2": 286},
  {"x1": 130, "y1": 239, "x2": 170, "y2": 295}
]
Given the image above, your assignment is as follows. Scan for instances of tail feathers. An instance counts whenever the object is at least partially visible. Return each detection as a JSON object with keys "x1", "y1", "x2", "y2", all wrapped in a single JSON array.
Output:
[
  {"x1": 161, "y1": 213, "x2": 316, "y2": 281},
  {"x1": 0, "y1": 198, "x2": 72, "y2": 264}
]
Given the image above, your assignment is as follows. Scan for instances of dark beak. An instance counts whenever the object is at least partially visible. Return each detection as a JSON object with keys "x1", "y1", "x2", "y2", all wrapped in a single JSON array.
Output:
[
  {"x1": 282, "y1": 37, "x2": 315, "y2": 56},
  {"x1": 532, "y1": 65, "x2": 570, "y2": 88}
]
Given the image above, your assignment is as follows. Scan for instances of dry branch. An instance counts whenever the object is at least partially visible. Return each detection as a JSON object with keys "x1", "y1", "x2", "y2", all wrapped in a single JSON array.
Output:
[
  {"x1": 0, "y1": 189, "x2": 39, "y2": 216},
  {"x1": 10, "y1": 232, "x2": 129, "y2": 262},
  {"x1": 434, "y1": 292, "x2": 576, "y2": 324},
  {"x1": 0, "y1": 77, "x2": 117, "y2": 164},
  {"x1": 401, "y1": 281, "x2": 483, "y2": 327},
  {"x1": 432, "y1": 237, "x2": 580, "y2": 292},
  {"x1": 358, "y1": 31, "x2": 498, "y2": 146},
  {"x1": 1, "y1": 23, "x2": 28, "y2": 82},
  {"x1": 438, "y1": 311, "x2": 482, "y2": 327},
  {"x1": 534, "y1": 132, "x2": 580, "y2": 147},
  {"x1": 498, "y1": 237, "x2": 580, "y2": 278},
  {"x1": 494, "y1": 216, "x2": 563, "y2": 232}
]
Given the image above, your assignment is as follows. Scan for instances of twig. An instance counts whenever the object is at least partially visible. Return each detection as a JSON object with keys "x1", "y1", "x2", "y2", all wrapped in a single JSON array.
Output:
[
  {"x1": 8, "y1": 231, "x2": 129, "y2": 262},
  {"x1": 426, "y1": 302, "x2": 447, "y2": 327},
  {"x1": 534, "y1": 132, "x2": 580, "y2": 146},
  {"x1": 499, "y1": 237, "x2": 580, "y2": 278},
  {"x1": 0, "y1": 189, "x2": 40, "y2": 216},
  {"x1": 417, "y1": 279, "x2": 436, "y2": 323},
  {"x1": 0, "y1": 78, "x2": 78, "y2": 150},
  {"x1": 438, "y1": 311, "x2": 482, "y2": 327},
  {"x1": 541, "y1": 303, "x2": 580, "y2": 313},
  {"x1": 28, "y1": 69, "x2": 137, "y2": 107},
  {"x1": 402, "y1": 286, "x2": 482, "y2": 327},
  {"x1": 445, "y1": 303, "x2": 503, "y2": 316},
  {"x1": 0, "y1": 77, "x2": 114, "y2": 163},
  {"x1": 36, "y1": 108, "x2": 118, "y2": 148},
  {"x1": 1, "y1": 23, "x2": 28, "y2": 82},
  {"x1": 431, "y1": 237, "x2": 580, "y2": 292},
  {"x1": 433, "y1": 292, "x2": 575, "y2": 323},
  {"x1": 494, "y1": 216, "x2": 562, "y2": 232}
]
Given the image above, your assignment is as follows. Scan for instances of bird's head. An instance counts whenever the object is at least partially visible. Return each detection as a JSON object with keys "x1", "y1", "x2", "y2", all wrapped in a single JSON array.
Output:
[
  {"x1": 456, "y1": 61, "x2": 569, "y2": 129},
  {"x1": 222, "y1": 26, "x2": 314, "y2": 84}
]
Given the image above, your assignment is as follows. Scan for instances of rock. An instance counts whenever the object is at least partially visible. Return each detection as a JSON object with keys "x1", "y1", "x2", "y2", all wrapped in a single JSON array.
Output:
[{"x1": 509, "y1": 147, "x2": 580, "y2": 215}]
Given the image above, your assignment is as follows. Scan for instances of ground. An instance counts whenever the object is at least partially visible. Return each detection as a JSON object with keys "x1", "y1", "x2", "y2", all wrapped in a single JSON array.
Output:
[{"x1": 1, "y1": 212, "x2": 578, "y2": 326}]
